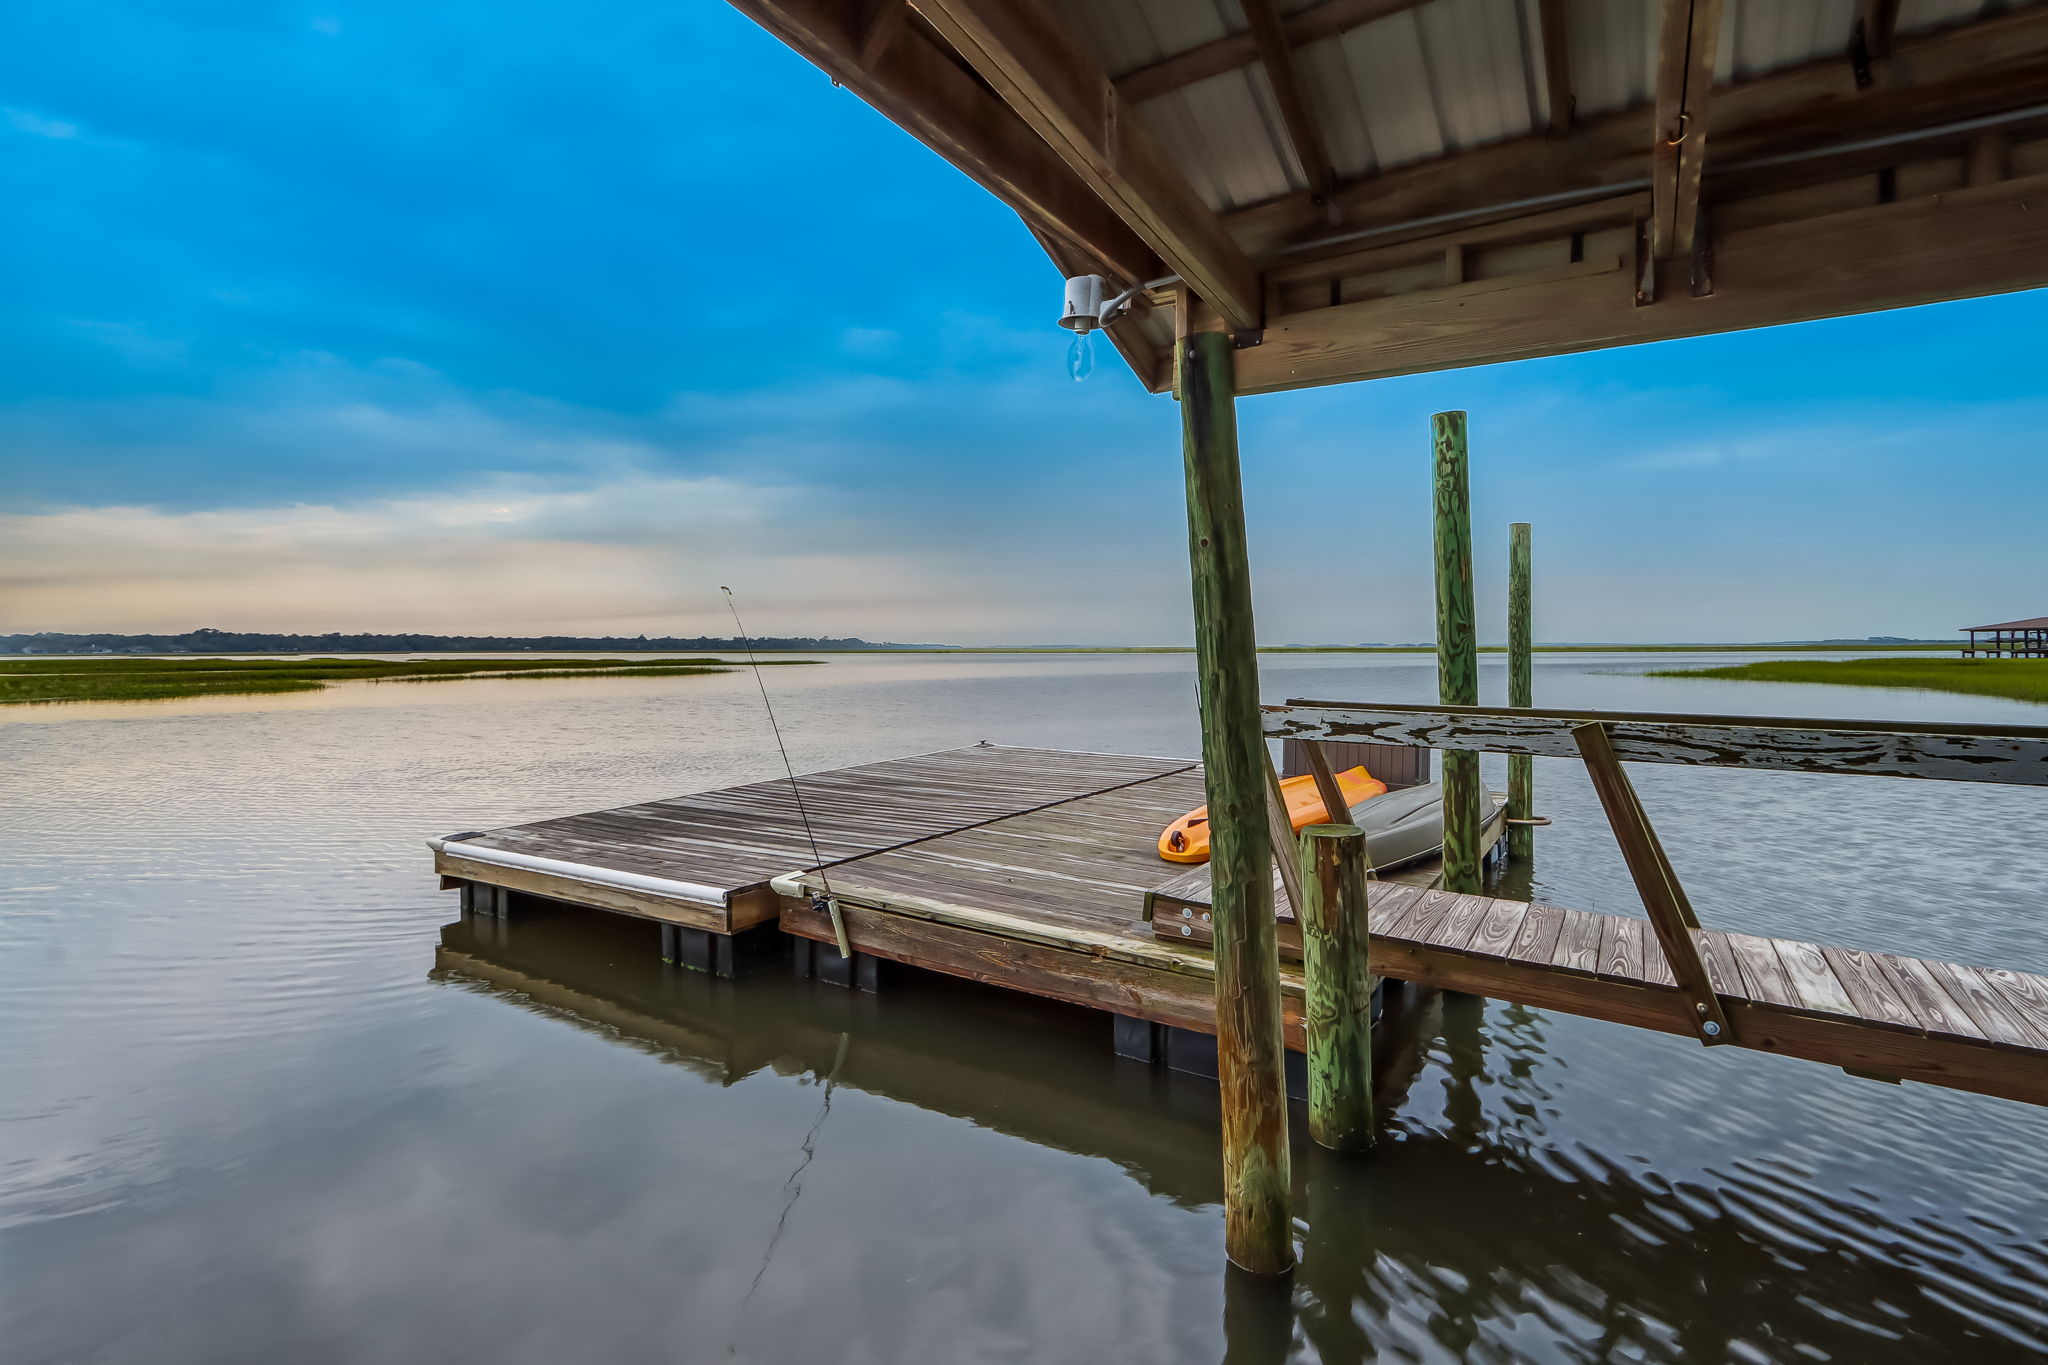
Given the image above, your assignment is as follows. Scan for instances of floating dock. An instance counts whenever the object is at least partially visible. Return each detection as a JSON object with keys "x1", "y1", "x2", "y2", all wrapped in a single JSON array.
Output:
[{"x1": 432, "y1": 737, "x2": 2048, "y2": 1107}]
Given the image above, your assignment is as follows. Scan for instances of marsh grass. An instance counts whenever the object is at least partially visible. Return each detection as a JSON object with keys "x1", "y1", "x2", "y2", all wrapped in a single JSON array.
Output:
[
  {"x1": 1647, "y1": 657, "x2": 2048, "y2": 705},
  {"x1": 0, "y1": 655, "x2": 815, "y2": 705}
]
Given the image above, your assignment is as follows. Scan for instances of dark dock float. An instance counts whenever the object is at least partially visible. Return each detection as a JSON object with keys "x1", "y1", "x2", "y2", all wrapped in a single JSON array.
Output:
[{"x1": 432, "y1": 736, "x2": 2048, "y2": 1108}]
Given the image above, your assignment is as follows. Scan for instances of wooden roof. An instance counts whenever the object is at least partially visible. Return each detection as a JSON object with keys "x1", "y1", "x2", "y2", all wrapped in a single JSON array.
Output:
[
  {"x1": 1966, "y1": 617, "x2": 2048, "y2": 631},
  {"x1": 730, "y1": 0, "x2": 2048, "y2": 393}
]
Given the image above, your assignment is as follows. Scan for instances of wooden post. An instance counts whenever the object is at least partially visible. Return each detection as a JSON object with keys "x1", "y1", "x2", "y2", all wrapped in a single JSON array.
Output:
[
  {"x1": 1507, "y1": 521, "x2": 1535, "y2": 860},
  {"x1": 1432, "y1": 411, "x2": 1482, "y2": 893},
  {"x1": 1179, "y1": 329, "x2": 1293, "y2": 1275},
  {"x1": 1299, "y1": 823, "x2": 1374, "y2": 1152}
]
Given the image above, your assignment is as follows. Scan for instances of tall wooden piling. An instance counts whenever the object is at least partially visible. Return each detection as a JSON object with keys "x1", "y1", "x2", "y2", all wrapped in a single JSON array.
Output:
[
  {"x1": 1507, "y1": 521, "x2": 1535, "y2": 860},
  {"x1": 1179, "y1": 330, "x2": 1293, "y2": 1275},
  {"x1": 1432, "y1": 411, "x2": 1482, "y2": 893},
  {"x1": 1299, "y1": 823, "x2": 1374, "y2": 1152}
]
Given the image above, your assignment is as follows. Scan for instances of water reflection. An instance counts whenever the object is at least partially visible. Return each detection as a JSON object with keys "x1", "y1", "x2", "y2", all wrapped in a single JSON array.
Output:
[
  {"x1": 11, "y1": 650, "x2": 2048, "y2": 1363},
  {"x1": 436, "y1": 899, "x2": 2048, "y2": 1363}
]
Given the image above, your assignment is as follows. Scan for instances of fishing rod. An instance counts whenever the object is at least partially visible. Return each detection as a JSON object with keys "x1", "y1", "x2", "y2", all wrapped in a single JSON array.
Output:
[{"x1": 720, "y1": 587, "x2": 851, "y2": 960}]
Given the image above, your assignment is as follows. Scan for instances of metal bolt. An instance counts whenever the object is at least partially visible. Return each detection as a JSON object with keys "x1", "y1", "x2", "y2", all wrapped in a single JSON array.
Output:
[
  {"x1": 1181, "y1": 908, "x2": 1192, "y2": 918},
  {"x1": 1180, "y1": 925, "x2": 1193, "y2": 937},
  {"x1": 1702, "y1": 1021, "x2": 1722, "y2": 1037}
]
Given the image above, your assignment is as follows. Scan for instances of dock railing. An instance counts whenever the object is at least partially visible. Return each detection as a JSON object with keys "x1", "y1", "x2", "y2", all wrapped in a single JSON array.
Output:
[{"x1": 1264, "y1": 699, "x2": 2048, "y2": 1047}]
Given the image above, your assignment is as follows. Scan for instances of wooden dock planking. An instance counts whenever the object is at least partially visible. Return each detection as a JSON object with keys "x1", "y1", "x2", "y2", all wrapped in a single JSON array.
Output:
[
  {"x1": 432, "y1": 745, "x2": 1195, "y2": 932},
  {"x1": 437, "y1": 744, "x2": 2048, "y2": 1108}
]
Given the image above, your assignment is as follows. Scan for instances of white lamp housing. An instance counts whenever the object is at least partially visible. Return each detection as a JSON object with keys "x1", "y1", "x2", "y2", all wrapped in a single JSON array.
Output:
[{"x1": 1059, "y1": 274, "x2": 1138, "y2": 333}]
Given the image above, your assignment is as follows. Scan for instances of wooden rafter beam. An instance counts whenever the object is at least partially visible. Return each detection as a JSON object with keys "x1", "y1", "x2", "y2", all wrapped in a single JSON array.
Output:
[
  {"x1": 1651, "y1": 0, "x2": 1725, "y2": 261},
  {"x1": 1232, "y1": 172, "x2": 2048, "y2": 395},
  {"x1": 911, "y1": 0, "x2": 1263, "y2": 330},
  {"x1": 1242, "y1": 0, "x2": 1337, "y2": 203},
  {"x1": 1224, "y1": 3, "x2": 2048, "y2": 260},
  {"x1": 1855, "y1": 0, "x2": 1901, "y2": 62},
  {"x1": 1536, "y1": 0, "x2": 1573, "y2": 137},
  {"x1": 725, "y1": 0, "x2": 1158, "y2": 288},
  {"x1": 1116, "y1": 0, "x2": 1431, "y2": 104},
  {"x1": 857, "y1": 0, "x2": 909, "y2": 67}
]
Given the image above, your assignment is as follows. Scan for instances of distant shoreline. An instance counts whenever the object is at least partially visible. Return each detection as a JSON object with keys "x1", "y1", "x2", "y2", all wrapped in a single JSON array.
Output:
[{"x1": 1, "y1": 642, "x2": 1961, "y2": 659}]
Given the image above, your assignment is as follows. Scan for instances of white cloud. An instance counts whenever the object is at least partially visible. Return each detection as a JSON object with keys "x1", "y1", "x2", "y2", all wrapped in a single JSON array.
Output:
[
  {"x1": 0, "y1": 470, "x2": 1192, "y2": 642},
  {"x1": 4, "y1": 107, "x2": 81, "y2": 140}
]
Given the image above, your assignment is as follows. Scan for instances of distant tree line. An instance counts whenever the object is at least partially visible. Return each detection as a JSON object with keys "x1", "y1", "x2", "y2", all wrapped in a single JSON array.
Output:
[{"x1": 2, "y1": 627, "x2": 947, "y2": 654}]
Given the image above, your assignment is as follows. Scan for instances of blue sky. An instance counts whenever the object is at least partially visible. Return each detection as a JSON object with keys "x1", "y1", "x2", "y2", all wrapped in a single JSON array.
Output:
[{"x1": 2, "y1": 1, "x2": 2043, "y2": 644}]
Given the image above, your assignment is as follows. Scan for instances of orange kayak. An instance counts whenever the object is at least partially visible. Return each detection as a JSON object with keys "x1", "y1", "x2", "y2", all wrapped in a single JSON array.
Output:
[{"x1": 1157, "y1": 766, "x2": 1386, "y2": 864}]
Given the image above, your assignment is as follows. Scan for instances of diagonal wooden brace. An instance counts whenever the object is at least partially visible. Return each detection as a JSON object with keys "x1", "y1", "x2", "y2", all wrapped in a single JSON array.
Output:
[
  {"x1": 1262, "y1": 747, "x2": 1306, "y2": 920},
  {"x1": 1574, "y1": 721, "x2": 1733, "y2": 1045}
]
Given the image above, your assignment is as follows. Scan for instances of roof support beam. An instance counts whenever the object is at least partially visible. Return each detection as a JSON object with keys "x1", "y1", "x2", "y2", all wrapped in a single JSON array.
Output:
[
  {"x1": 1536, "y1": 0, "x2": 1573, "y2": 137},
  {"x1": 1224, "y1": 2, "x2": 2048, "y2": 260},
  {"x1": 911, "y1": 0, "x2": 1263, "y2": 329},
  {"x1": 1651, "y1": 0, "x2": 1725, "y2": 261},
  {"x1": 1117, "y1": 0, "x2": 1432, "y2": 105},
  {"x1": 857, "y1": 0, "x2": 909, "y2": 67},
  {"x1": 1855, "y1": 0, "x2": 1901, "y2": 62},
  {"x1": 1234, "y1": 172, "x2": 2048, "y2": 395},
  {"x1": 1242, "y1": 0, "x2": 1338, "y2": 204},
  {"x1": 726, "y1": 0, "x2": 1158, "y2": 287}
]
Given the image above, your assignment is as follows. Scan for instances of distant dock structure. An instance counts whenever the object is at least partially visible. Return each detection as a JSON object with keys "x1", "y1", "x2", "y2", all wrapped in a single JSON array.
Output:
[{"x1": 1963, "y1": 617, "x2": 2048, "y2": 658}]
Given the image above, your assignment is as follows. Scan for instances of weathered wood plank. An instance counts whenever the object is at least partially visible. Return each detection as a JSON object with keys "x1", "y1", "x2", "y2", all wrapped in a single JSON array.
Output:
[
  {"x1": 1697, "y1": 930, "x2": 1747, "y2": 999},
  {"x1": 1598, "y1": 915, "x2": 1646, "y2": 984},
  {"x1": 1265, "y1": 700, "x2": 2048, "y2": 786},
  {"x1": 454, "y1": 745, "x2": 1198, "y2": 902},
  {"x1": 1422, "y1": 892, "x2": 1492, "y2": 953},
  {"x1": 1937, "y1": 962, "x2": 2048, "y2": 1050},
  {"x1": 1509, "y1": 902, "x2": 1566, "y2": 964},
  {"x1": 1402, "y1": 889, "x2": 1461, "y2": 946},
  {"x1": 1551, "y1": 907, "x2": 1607, "y2": 975},
  {"x1": 1774, "y1": 939, "x2": 1860, "y2": 1019},
  {"x1": 1976, "y1": 967, "x2": 2048, "y2": 1048},
  {"x1": 1875, "y1": 954, "x2": 1988, "y2": 1043},
  {"x1": 1722, "y1": 931, "x2": 1802, "y2": 1009},
  {"x1": 1821, "y1": 944, "x2": 1924, "y2": 1034},
  {"x1": 1466, "y1": 896, "x2": 1528, "y2": 960}
]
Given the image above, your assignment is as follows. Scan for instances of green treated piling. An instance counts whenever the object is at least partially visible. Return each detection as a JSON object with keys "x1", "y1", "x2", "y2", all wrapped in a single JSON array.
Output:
[
  {"x1": 1433, "y1": 412, "x2": 1481, "y2": 893},
  {"x1": 1299, "y1": 823, "x2": 1374, "y2": 1152},
  {"x1": 1179, "y1": 330, "x2": 1293, "y2": 1275},
  {"x1": 1507, "y1": 522, "x2": 1534, "y2": 860}
]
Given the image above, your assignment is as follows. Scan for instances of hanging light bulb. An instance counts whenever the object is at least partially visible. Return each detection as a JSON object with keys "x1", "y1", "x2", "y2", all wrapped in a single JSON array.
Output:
[{"x1": 1067, "y1": 330, "x2": 1094, "y2": 382}]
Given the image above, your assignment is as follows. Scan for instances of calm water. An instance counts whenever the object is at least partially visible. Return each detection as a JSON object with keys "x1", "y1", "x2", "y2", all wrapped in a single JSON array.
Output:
[{"x1": 5, "y1": 651, "x2": 2048, "y2": 1363}]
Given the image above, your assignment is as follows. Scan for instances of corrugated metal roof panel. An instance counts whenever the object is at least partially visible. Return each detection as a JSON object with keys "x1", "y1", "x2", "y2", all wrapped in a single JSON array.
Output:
[
  {"x1": 1414, "y1": 0, "x2": 1542, "y2": 148},
  {"x1": 1046, "y1": 0, "x2": 2042, "y2": 221},
  {"x1": 1899, "y1": 0, "x2": 2008, "y2": 35},
  {"x1": 1052, "y1": 0, "x2": 1238, "y2": 76},
  {"x1": 1332, "y1": 14, "x2": 1448, "y2": 170},
  {"x1": 1719, "y1": 0, "x2": 1852, "y2": 82},
  {"x1": 1565, "y1": 0, "x2": 1656, "y2": 120},
  {"x1": 1145, "y1": 69, "x2": 1304, "y2": 210}
]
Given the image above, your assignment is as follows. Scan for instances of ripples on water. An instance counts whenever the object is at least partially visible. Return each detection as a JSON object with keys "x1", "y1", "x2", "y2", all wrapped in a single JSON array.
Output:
[{"x1": 3, "y1": 653, "x2": 2046, "y2": 1362}]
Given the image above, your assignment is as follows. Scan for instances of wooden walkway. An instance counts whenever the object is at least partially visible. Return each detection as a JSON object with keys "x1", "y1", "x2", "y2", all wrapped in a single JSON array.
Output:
[{"x1": 434, "y1": 743, "x2": 2048, "y2": 1107}]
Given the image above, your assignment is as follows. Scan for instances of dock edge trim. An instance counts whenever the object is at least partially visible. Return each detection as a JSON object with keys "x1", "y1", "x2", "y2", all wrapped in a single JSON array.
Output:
[{"x1": 429, "y1": 838, "x2": 731, "y2": 909}]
